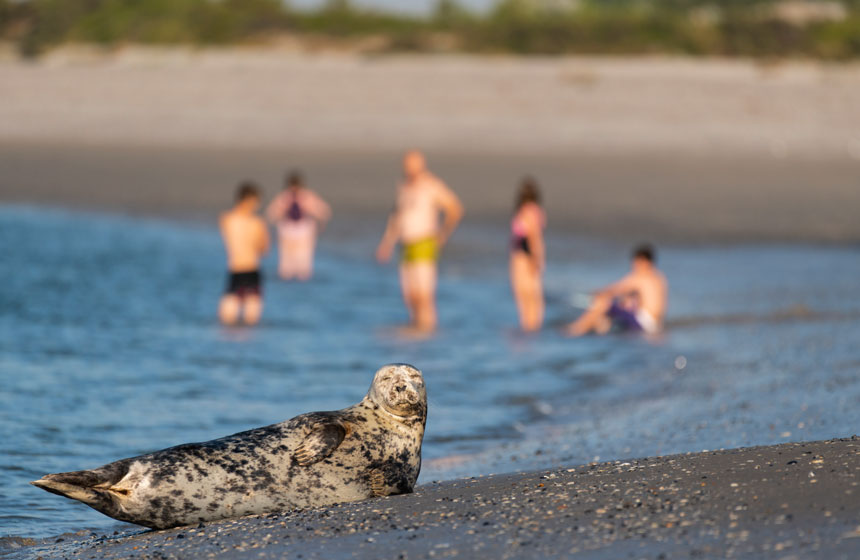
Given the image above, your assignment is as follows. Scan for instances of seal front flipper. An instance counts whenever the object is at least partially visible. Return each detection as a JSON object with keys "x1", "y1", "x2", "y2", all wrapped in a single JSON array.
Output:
[
  {"x1": 293, "y1": 422, "x2": 347, "y2": 466},
  {"x1": 368, "y1": 466, "x2": 414, "y2": 498},
  {"x1": 369, "y1": 468, "x2": 387, "y2": 497}
]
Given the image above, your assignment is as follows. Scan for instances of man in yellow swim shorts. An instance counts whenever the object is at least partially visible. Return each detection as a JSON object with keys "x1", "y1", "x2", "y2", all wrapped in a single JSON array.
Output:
[
  {"x1": 401, "y1": 237, "x2": 438, "y2": 264},
  {"x1": 376, "y1": 151, "x2": 464, "y2": 333}
]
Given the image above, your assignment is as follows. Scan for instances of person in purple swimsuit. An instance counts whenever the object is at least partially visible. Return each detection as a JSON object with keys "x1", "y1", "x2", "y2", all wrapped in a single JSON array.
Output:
[
  {"x1": 266, "y1": 171, "x2": 331, "y2": 281},
  {"x1": 566, "y1": 244, "x2": 668, "y2": 337}
]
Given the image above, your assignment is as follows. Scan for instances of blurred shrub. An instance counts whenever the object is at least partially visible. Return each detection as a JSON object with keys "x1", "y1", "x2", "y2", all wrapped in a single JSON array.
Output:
[
  {"x1": 812, "y1": 15, "x2": 860, "y2": 58},
  {"x1": 1, "y1": 0, "x2": 859, "y2": 59},
  {"x1": 5, "y1": 0, "x2": 289, "y2": 55}
]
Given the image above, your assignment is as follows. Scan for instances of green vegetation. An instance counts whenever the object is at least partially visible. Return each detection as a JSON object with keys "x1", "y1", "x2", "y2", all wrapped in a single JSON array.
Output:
[{"x1": 2, "y1": 0, "x2": 860, "y2": 59}]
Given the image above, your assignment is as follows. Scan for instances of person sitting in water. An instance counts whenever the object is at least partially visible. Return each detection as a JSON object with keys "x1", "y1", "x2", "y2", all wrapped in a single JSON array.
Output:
[
  {"x1": 376, "y1": 150, "x2": 464, "y2": 333},
  {"x1": 510, "y1": 177, "x2": 546, "y2": 332},
  {"x1": 566, "y1": 244, "x2": 668, "y2": 336},
  {"x1": 266, "y1": 171, "x2": 331, "y2": 281},
  {"x1": 218, "y1": 182, "x2": 270, "y2": 326}
]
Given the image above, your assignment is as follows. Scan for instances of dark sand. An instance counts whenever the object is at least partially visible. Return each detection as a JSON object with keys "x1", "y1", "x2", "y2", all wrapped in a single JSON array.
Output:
[
  {"x1": 2, "y1": 142, "x2": 860, "y2": 244},
  {"x1": 23, "y1": 438, "x2": 860, "y2": 559}
]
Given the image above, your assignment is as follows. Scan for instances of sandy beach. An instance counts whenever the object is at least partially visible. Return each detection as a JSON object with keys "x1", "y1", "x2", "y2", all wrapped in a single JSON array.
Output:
[
  {"x1": 3, "y1": 48, "x2": 860, "y2": 158},
  {"x1": 2, "y1": 50, "x2": 860, "y2": 242},
  {"x1": 16, "y1": 438, "x2": 860, "y2": 559},
  {"x1": 3, "y1": 49, "x2": 860, "y2": 558}
]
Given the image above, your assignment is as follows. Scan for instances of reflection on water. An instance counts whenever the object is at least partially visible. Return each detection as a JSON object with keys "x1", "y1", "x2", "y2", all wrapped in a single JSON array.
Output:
[{"x1": 1, "y1": 206, "x2": 859, "y2": 540}]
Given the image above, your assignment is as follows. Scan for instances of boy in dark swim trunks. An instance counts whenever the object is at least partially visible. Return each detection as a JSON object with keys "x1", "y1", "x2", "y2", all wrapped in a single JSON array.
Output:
[{"x1": 218, "y1": 182, "x2": 270, "y2": 325}]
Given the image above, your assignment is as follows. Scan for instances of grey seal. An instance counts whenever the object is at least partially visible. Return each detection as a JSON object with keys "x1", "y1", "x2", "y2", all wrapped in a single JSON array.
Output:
[{"x1": 31, "y1": 363, "x2": 427, "y2": 529}]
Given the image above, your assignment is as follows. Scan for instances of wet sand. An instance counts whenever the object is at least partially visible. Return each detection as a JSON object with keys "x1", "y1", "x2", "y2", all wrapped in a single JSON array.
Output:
[
  {"x1": 2, "y1": 142, "x2": 860, "y2": 244},
  {"x1": 25, "y1": 438, "x2": 860, "y2": 559}
]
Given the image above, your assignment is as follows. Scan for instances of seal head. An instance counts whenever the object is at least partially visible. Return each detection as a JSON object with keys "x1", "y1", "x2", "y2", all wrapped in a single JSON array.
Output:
[{"x1": 367, "y1": 363, "x2": 427, "y2": 420}]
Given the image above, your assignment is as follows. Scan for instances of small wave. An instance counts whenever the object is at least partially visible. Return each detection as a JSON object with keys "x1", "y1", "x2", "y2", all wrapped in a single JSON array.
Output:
[
  {"x1": 425, "y1": 430, "x2": 513, "y2": 445},
  {"x1": 0, "y1": 536, "x2": 37, "y2": 551},
  {"x1": 423, "y1": 453, "x2": 480, "y2": 472},
  {"x1": 666, "y1": 305, "x2": 860, "y2": 329}
]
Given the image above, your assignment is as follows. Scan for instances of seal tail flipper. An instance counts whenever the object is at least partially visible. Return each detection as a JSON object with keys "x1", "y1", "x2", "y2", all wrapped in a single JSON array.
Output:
[
  {"x1": 31, "y1": 460, "x2": 133, "y2": 508},
  {"x1": 31, "y1": 472, "x2": 107, "y2": 504}
]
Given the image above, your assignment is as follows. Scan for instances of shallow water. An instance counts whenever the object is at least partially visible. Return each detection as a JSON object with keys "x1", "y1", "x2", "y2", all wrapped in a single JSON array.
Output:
[{"x1": 1, "y1": 205, "x2": 859, "y2": 541}]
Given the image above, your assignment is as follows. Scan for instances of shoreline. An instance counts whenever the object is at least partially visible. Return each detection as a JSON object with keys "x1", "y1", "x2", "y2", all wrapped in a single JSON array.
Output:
[{"x1": 14, "y1": 437, "x2": 860, "y2": 559}]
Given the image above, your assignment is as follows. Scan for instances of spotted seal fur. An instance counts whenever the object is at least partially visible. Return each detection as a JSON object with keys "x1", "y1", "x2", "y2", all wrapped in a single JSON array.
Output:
[{"x1": 31, "y1": 364, "x2": 427, "y2": 529}]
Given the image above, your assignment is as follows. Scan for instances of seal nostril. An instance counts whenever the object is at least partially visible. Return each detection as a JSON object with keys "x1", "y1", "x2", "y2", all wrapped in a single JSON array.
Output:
[{"x1": 395, "y1": 385, "x2": 405, "y2": 392}]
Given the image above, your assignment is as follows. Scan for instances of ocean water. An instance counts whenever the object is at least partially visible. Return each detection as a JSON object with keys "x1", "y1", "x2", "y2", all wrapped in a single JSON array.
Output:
[{"x1": 2, "y1": 205, "x2": 860, "y2": 543}]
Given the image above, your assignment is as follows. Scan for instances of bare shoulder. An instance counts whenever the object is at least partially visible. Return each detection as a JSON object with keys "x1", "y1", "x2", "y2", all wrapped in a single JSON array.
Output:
[
  {"x1": 638, "y1": 269, "x2": 666, "y2": 289},
  {"x1": 429, "y1": 173, "x2": 450, "y2": 192},
  {"x1": 428, "y1": 174, "x2": 457, "y2": 204},
  {"x1": 308, "y1": 189, "x2": 329, "y2": 206}
]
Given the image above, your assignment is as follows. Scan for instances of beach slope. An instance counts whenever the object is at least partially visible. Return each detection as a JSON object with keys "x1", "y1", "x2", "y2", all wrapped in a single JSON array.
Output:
[{"x1": 28, "y1": 437, "x2": 860, "y2": 559}]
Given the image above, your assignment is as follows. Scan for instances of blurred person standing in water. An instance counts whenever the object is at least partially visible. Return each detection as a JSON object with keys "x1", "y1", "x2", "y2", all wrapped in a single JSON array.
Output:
[
  {"x1": 510, "y1": 177, "x2": 546, "y2": 332},
  {"x1": 566, "y1": 244, "x2": 667, "y2": 336},
  {"x1": 266, "y1": 171, "x2": 331, "y2": 281},
  {"x1": 376, "y1": 150, "x2": 464, "y2": 333},
  {"x1": 219, "y1": 182, "x2": 270, "y2": 326}
]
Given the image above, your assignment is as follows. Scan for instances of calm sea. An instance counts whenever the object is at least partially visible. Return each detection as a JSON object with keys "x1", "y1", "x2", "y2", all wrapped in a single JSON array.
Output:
[{"x1": 2, "y1": 205, "x2": 860, "y2": 544}]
